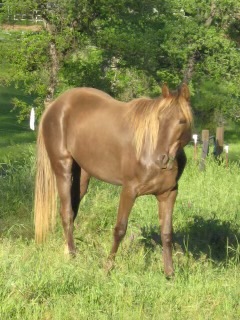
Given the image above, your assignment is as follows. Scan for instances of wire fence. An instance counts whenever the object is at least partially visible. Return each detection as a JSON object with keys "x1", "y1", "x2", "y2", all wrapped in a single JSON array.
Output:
[
  {"x1": 13, "y1": 11, "x2": 43, "y2": 23},
  {"x1": 0, "y1": 4, "x2": 43, "y2": 23}
]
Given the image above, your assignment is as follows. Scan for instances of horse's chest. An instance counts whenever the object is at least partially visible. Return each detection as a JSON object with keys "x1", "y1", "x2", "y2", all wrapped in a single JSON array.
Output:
[{"x1": 136, "y1": 166, "x2": 178, "y2": 196}]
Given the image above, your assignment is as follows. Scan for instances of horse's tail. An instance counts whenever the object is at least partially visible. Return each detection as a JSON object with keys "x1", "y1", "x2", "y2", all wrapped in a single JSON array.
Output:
[{"x1": 34, "y1": 117, "x2": 58, "y2": 243}]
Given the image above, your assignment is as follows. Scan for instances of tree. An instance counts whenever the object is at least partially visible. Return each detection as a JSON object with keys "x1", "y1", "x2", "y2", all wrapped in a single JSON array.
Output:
[
  {"x1": 0, "y1": 0, "x2": 239, "y2": 123},
  {"x1": 155, "y1": 0, "x2": 240, "y2": 124},
  {"x1": 0, "y1": 0, "x2": 94, "y2": 118}
]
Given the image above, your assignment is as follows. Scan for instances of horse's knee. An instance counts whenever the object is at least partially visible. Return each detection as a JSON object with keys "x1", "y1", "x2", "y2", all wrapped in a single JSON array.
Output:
[{"x1": 114, "y1": 224, "x2": 127, "y2": 242}]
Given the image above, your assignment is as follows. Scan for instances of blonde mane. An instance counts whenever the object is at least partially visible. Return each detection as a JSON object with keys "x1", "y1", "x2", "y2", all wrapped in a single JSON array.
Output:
[{"x1": 127, "y1": 95, "x2": 193, "y2": 159}]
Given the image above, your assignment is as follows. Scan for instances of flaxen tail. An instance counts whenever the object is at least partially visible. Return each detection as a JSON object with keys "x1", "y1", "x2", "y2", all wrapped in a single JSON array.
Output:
[{"x1": 34, "y1": 117, "x2": 58, "y2": 243}]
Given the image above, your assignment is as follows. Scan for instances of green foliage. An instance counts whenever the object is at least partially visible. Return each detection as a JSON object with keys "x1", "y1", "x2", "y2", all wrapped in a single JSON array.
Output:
[
  {"x1": 192, "y1": 80, "x2": 240, "y2": 127},
  {"x1": 0, "y1": 0, "x2": 240, "y2": 121}
]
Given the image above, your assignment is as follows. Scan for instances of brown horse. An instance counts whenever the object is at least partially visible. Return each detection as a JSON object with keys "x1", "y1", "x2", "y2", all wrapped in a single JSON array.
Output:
[{"x1": 34, "y1": 84, "x2": 193, "y2": 277}]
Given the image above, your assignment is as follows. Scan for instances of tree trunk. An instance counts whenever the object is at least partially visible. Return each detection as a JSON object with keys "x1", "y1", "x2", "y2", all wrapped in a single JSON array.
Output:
[
  {"x1": 44, "y1": 39, "x2": 59, "y2": 106},
  {"x1": 182, "y1": 2, "x2": 216, "y2": 83},
  {"x1": 42, "y1": 17, "x2": 59, "y2": 107}
]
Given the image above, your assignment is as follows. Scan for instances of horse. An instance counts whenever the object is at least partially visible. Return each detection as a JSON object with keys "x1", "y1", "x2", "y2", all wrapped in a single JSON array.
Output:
[{"x1": 34, "y1": 84, "x2": 193, "y2": 277}]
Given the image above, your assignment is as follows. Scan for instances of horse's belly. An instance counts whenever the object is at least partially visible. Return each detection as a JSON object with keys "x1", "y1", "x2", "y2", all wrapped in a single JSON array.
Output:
[
  {"x1": 83, "y1": 163, "x2": 123, "y2": 186},
  {"x1": 71, "y1": 148, "x2": 124, "y2": 185}
]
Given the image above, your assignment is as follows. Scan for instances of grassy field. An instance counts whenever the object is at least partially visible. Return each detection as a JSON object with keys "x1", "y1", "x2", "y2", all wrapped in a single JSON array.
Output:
[{"x1": 0, "y1": 85, "x2": 240, "y2": 319}]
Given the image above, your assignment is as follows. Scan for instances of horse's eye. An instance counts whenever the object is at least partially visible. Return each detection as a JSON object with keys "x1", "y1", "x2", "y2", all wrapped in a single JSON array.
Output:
[{"x1": 179, "y1": 119, "x2": 187, "y2": 124}]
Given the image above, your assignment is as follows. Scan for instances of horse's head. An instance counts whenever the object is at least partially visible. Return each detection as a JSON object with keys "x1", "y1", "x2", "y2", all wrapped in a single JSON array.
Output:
[
  {"x1": 128, "y1": 83, "x2": 193, "y2": 162},
  {"x1": 156, "y1": 84, "x2": 193, "y2": 167}
]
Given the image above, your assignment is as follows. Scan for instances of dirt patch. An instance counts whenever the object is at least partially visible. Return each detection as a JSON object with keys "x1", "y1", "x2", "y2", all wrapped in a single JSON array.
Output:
[{"x1": 1, "y1": 24, "x2": 42, "y2": 31}]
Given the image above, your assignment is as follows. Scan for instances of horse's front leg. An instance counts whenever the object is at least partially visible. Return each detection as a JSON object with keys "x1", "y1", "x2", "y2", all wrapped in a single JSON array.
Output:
[
  {"x1": 156, "y1": 188, "x2": 177, "y2": 277},
  {"x1": 106, "y1": 186, "x2": 136, "y2": 271}
]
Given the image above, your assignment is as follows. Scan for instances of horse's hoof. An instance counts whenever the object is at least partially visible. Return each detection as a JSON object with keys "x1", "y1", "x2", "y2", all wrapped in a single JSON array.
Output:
[
  {"x1": 165, "y1": 270, "x2": 174, "y2": 280},
  {"x1": 64, "y1": 245, "x2": 76, "y2": 257},
  {"x1": 104, "y1": 259, "x2": 115, "y2": 274},
  {"x1": 70, "y1": 251, "x2": 76, "y2": 258},
  {"x1": 164, "y1": 265, "x2": 174, "y2": 280},
  {"x1": 165, "y1": 273, "x2": 174, "y2": 280}
]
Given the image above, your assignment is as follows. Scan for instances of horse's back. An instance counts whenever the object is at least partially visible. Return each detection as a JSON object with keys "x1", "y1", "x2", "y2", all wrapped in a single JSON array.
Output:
[
  {"x1": 54, "y1": 87, "x2": 116, "y2": 107},
  {"x1": 44, "y1": 87, "x2": 125, "y2": 121}
]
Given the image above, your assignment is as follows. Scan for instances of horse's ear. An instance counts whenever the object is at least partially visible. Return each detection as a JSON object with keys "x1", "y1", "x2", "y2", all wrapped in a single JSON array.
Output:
[
  {"x1": 161, "y1": 84, "x2": 170, "y2": 98},
  {"x1": 179, "y1": 83, "x2": 190, "y2": 101}
]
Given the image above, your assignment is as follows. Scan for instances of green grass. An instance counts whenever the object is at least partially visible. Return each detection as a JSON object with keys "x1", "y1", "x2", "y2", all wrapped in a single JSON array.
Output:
[
  {"x1": 0, "y1": 149, "x2": 240, "y2": 319},
  {"x1": 0, "y1": 85, "x2": 36, "y2": 162},
  {"x1": 0, "y1": 86, "x2": 240, "y2": 319}
]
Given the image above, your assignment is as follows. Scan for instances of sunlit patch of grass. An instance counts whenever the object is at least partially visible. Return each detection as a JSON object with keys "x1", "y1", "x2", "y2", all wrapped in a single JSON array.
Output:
[{"x1": 1, "y1": 150, "x2": 240, "y2": 319}]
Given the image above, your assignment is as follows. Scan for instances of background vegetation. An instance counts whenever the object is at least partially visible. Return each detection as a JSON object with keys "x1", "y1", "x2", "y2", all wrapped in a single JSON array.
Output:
[
  {"x1": 0, "y1": 0, "x2": 240, "y2": 125},
  {"x1": 0, "y1": 1, "x2": 240, "y2": 319}
]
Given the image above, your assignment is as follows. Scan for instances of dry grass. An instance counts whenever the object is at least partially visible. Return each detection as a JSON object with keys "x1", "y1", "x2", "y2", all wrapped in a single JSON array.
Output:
[{"x1": 1, "y1": 24, "x2": 42, "y2": 31}]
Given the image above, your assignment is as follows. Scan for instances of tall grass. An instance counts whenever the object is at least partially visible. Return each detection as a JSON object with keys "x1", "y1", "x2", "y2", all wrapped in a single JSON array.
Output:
[
  {"x1": 0, "y1": 145, "x2": 240, "y2": 319},
  {"x1": 0, "y1": 146, "x2": 35, "y2": 237}
]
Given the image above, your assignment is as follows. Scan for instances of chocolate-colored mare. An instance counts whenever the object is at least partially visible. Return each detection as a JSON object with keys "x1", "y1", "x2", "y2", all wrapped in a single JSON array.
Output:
[{"x1": 34, "y1": 84, "x2": 193, "y2": 276}]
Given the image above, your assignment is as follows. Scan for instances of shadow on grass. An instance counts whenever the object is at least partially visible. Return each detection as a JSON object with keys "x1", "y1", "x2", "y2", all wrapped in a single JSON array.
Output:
[
  {"x1": 140, "y1": 215, "x2": 240, "y2": 262},
  {"x1": 225, "y1": 127, "x2": 240, "y2": 144},
  {"x1": 0, "y1": 131, "x2": 36, "y2": 148}
]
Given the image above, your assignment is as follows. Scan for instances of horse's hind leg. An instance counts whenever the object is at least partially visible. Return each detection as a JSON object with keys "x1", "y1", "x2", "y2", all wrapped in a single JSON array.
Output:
[
  {"x1": 54, "y1": 157, "x2": 77, "y2": 255},
  {"x1": 71, "y1": 164, "x2": 90, "y2": 220},
  {"x1": 80, "y1": 169, "x2": 90, "y2": 201},
  {"x1": 68, "y1": 164, "x2": 90, "y2": 250},
  {"x1": 71, "y1": 160, "x2": 80, "y2": 220}
]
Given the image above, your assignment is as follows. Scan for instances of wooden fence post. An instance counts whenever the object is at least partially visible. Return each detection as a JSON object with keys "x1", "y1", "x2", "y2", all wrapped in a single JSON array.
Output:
[
  {"x1": 214, "y1": 127, "x2": 224, "y2": 158},
  {"x1": 199, "y1": 129, "x2": 209, "y2": 171}
]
